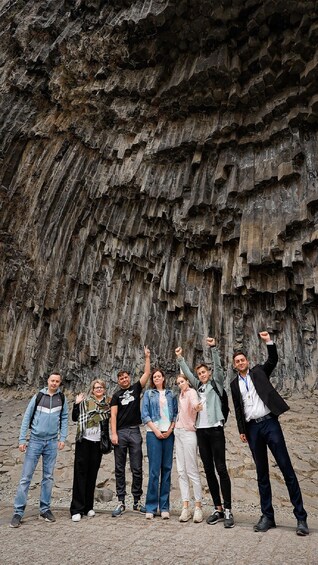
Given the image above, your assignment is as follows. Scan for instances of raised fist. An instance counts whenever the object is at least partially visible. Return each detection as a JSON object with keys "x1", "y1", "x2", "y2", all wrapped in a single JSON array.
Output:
[
  {"x1": 175, "y1": 346, "x2": 183, "y2": 358},
  {"x1": 259, "y1": 331, "x2": 270, "y2": 343}
]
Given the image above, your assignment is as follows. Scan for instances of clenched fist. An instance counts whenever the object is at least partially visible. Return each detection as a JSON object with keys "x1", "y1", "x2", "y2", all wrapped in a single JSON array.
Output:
[{"x1": 175, "y1": 347, "x2": 183, "y2": 358}]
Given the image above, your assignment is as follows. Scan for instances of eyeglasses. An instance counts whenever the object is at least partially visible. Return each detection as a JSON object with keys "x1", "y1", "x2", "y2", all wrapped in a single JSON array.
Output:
[{"x1": 94, "y1": 386, "x2": 105, "y2": 390}]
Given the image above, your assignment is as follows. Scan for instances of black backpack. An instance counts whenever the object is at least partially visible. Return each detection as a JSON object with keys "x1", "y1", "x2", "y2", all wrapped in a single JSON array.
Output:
[
  {"x1": 211, "y1": 380, "x2": 230, "y2": 423},
  {"x1": 29, "y1": 391, "x2": 65, "y2": 428}
]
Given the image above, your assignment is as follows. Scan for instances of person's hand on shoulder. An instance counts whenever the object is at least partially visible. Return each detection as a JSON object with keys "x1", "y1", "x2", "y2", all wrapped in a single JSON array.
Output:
[{"x1": 206, "y1": 337, "x2": 216, "y2": 347}]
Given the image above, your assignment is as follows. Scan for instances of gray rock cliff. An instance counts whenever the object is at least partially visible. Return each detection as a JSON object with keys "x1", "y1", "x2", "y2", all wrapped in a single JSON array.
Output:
[{"x1": 0, "y1": 0, "x2": 317, "y2": 392}]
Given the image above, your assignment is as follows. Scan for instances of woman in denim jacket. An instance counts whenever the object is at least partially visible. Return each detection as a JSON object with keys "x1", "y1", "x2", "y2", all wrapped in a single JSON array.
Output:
[{"x1": 141, "y1": 368, "x2": 178, "y2": 520}]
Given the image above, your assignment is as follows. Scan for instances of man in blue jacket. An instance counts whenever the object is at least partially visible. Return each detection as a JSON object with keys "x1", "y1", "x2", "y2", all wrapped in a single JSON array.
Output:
[
  {"x1": 231, "y1": 331, "x2": 309, "y2": 536},
  {"x1": 10, "y1": 373, "x2": 68, "y2": 528}
]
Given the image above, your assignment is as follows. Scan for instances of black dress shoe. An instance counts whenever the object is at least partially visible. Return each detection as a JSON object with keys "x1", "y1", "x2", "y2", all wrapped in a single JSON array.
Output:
[
  {"x1": 296, "y1": 520, "x2": 309, "y2": 536},
  {"x1": 253, "y1": 515, "x2": 276, "y2": 532}
]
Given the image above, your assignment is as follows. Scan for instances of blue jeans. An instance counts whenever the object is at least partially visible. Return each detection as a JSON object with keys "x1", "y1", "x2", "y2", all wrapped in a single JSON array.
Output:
[
  {"x1": 247, "y1": 416, "x2": 307, "y2": 521},
  {"x1": 145, "y1": 432, "x2": 174, "y2": 514},
  {"x1": 14, "y1": 437, "x2": 58, "y2": 516}
]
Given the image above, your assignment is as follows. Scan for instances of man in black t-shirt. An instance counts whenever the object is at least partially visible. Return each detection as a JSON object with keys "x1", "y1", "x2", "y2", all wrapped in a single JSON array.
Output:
[{"x1": 110, "y1": 346, "x2": 151, "y2": 517}]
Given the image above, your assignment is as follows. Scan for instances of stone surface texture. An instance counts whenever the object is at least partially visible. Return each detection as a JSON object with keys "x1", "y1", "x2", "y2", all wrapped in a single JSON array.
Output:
[
  {"x1": 0, "y1": 391, "x2": 318, "y2": 564},
  {"x1": 0, "y1": 0, "x2": 317, "y2": 392}
]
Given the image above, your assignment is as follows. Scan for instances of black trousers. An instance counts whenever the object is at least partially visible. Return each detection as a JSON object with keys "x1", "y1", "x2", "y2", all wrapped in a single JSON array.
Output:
[
  {"x1": 196, "y1": 426, "x2": 232, "y2": 510},
  {"x1": 70, "y1": 438, "x2": 102, "y2": 516},
  {"x1": 247, "y1": 416, "x2": 307, "y2": 521}
]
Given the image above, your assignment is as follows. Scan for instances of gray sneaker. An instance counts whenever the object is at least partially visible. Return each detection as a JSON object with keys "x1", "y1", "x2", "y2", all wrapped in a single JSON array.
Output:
[
  {"x1": 206, "y1": 509, "x2": 224, "y2": 525},
  {"x1": 133, "y1": 501, "x2": 146, "y2": 513},
  {"x1": 112, "y1": 502, "x2": 126, "y2": 517},
  {"x1": 224, "y1": 509, "x2": 235, "y2": 528},
  {"x1": 10, "y1": 514, "x2": 22, "y2": 528},
  {"x1": 39, "y1": 510, "x2": 56, "y2": 522}
]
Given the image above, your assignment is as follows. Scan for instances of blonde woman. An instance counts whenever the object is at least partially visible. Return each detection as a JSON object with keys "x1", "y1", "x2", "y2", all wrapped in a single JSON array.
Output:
[
  {"x1": 175, "y1": 374, "x2": 203, "y2": 523},
  {"x1": 70, "y1": 379, "x2": 110, "y2": 522}
]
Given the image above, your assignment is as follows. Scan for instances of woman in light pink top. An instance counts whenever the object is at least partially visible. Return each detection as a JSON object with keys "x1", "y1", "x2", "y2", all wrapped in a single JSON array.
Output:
[{"x1": 175, "y1": 374, "x2": 203, "y2": 523}]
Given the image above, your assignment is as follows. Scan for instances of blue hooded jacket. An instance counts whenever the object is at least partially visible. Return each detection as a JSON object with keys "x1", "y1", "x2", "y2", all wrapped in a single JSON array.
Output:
[{"x1": 19, "y1": 387, "x2": 68, "y2": 444}]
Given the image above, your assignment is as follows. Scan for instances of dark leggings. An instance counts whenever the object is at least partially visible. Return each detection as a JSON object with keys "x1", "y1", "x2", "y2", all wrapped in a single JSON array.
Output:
[{"x1": 196, "y1": 426, "x2": 232, "y2": 510}]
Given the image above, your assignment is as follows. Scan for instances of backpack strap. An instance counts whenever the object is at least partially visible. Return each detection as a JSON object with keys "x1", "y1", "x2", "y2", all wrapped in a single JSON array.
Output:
[
  {"x1": 211, "y1": 379, "x2": 222, "y2": 398},
  {"x1": 29, "y1": 391, "x2": 65, "y2": 429},
  {"x1": 29, "y1": 392, "x2": 44, "y2": 428}
]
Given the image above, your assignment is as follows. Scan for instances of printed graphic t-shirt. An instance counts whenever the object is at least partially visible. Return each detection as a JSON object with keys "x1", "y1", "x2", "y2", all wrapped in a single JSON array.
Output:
[{"x1": 111, "y1": 381, "x2": 142, "y2": 430}]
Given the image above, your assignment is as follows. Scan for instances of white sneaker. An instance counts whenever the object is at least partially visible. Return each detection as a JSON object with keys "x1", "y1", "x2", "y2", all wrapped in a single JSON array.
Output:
[
  {"x1": 87, "y1": 510, "x2": 95, "y2": 518},
  {"x1": 72, "y1": 514, "x2": 81, "y2": 522},
  {"x1": 193, "y1": 507, "x2": 203, "y2": 523},
  {"x1": 179, "y1": 508, "x2": 192, "y2": 522}
]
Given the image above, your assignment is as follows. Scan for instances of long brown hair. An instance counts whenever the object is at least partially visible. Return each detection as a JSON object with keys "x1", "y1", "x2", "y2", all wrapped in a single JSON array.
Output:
[{"x1": 150, "y1": 368, "x2": 166, "y2": 389}]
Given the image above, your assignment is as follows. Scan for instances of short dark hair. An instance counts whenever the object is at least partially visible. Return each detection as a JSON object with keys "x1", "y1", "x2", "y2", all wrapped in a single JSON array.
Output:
[
  {"x1": 150, "y1": 368, "x2": 166, "y2": 389},
  {"x1": 232, "y1": 350, "x2": 247, "y2": 361},
  {"x1": 48, "y1": 372, "x2": 62, "y2": 380},
  {"x1": 117, "y1": 370, "x2": 130, "y2": 379}
]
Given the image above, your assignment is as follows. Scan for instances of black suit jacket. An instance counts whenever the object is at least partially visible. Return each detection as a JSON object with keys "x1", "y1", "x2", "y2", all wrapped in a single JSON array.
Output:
[{"x1": 230, "y1": 344, "x2": 290, "y2": 436}]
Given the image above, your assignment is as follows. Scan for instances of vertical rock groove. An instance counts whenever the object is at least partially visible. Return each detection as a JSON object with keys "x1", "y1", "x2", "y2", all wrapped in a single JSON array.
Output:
[{"x1": 0, "y1": 0, "x2": 317, "y2": 391}]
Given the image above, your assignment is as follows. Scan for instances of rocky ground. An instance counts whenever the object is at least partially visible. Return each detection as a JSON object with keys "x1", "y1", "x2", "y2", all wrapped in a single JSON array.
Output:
[{"x1": 0, "y1": 388, "x2": 317, "y2": 564}]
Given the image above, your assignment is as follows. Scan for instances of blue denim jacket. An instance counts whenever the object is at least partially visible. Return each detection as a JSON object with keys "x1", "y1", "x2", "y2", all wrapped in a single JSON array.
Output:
[{"x1": 141, "y1": 389, "x2": 178, "y2": 425}]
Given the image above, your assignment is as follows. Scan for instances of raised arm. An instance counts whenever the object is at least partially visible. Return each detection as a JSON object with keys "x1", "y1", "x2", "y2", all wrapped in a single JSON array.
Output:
[
  {"x1": 139, "y1": 345, "x2": 151, "y2": 388},
  {"x1": 175, "y1": 346, "x2": 200, "y2": 390},
  {"x1": 259, "y1": 331, "x2": 278, "y2": 377},
  {"x1": 72, "y1": 393, "x2": 85, "y2": 422},
  {"x1": 206, "y1": 337, "x2": 224, "y2": 389}
]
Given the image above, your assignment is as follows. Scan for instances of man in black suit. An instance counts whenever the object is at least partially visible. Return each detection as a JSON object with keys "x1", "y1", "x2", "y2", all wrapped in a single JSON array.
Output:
[{"x1": 230, "y1": 331, "x2": 309, "y2": 536}]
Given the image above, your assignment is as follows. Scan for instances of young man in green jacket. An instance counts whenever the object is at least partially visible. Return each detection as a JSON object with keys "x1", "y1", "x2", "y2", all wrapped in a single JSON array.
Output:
[{"x1": 175, "y1": 338, "x2": 234, "y2": 528}]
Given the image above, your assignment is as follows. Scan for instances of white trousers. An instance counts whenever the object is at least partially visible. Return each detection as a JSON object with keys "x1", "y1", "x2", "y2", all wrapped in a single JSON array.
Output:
[{"x1": 175, "y1": 428, "x2": 202, "y2": 503}]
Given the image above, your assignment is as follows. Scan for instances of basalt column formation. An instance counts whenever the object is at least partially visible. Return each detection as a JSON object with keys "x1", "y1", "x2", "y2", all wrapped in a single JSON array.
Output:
[{"x1": 0, "y1": 0, "x2": 317, "y2": 392}]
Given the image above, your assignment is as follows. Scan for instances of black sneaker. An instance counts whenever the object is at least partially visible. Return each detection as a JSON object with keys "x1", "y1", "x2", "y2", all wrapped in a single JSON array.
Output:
[
  {"x1": 112, "y1": 502, "x2": 126, "y2": 517},
  {"x1": 206, "y1": 509, "x2": 224, "y2": 525},
  {"x1": 39, "y1": 510, "x2": 56, "y2": 522},
  {"x1": 133, "y1": 501, "x2": 146, "y2": 513},
  {"x1": 296, "y1": 519, "x2": 309, "y2": 536},
  {"x1": 253, "y1": 515, "x2": 276, "y2": 532},
  {"x1": 10, "y1": 514, "x2": 22, "y2": 528},
  {"x1": 224, "y1": 509, "x2": 235, "y2": 528}
]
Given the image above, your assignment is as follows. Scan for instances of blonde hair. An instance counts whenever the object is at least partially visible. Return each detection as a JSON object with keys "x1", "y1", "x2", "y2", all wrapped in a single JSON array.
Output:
[{"x1": 89, "y1": 379, "x2": 106, "y2": 396}]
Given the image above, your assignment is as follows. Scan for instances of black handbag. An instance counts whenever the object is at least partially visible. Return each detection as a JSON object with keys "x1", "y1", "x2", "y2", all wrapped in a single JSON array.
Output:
[{"x1": 100, "y1": 418, "x2": 112, "y2": 454}]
